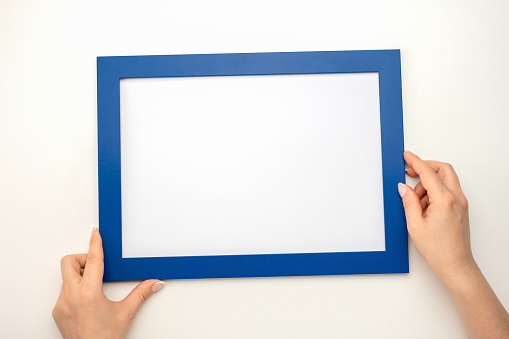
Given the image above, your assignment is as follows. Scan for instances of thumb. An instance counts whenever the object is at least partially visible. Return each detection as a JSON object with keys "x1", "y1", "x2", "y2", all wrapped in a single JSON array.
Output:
[
  {"x1": 122, "y1": 279, "x2": 164, "y2": 316},
  {"x1": 398, "y1": 183, "x2": 423, "y2": 229}
]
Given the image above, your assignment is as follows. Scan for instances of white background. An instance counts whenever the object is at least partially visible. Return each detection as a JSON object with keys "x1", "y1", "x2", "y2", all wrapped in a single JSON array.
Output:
[
  {"x1": 1, "y1": 1, "x2": 508, "y2": 338},
  {"x1": 120, "y1": 74, "x2": 385, "y2": 258}
]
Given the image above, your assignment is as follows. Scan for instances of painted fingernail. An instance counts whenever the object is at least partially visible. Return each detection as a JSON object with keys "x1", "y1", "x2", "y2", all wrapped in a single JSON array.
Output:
[
  {"x1": 91, "y1": 227, "x2": 97, "y2": 238},
  {"x1": 152, "y1": 281, "x2": 164, "y2": 293},
  {"x1": 398, "y1": 183, "x2": 406, "y2": 198}
]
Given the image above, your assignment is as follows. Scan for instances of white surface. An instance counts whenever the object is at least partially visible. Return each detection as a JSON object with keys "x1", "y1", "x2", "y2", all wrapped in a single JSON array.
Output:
[
  {"x1": 1, "y1": 1, "x2": 509, "y2": 338},
  {"x1": 120, "y1": 74, "x2": 385, "y2": 258}
]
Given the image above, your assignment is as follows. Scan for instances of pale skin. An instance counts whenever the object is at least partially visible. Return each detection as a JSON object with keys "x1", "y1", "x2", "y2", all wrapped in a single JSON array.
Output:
[
  {"x1": 52, "y1": 228, "x2": 164, "y2": 338},
  {"x1": 400, "y1": 151, "x2": 509, "y2": 338},
  {"x1": 53, "y1": 151, "x2": 509, "y2": 338}
]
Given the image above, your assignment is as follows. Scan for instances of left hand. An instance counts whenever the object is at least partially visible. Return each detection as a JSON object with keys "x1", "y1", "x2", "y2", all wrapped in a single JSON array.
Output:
[{"x1": 52, "y1": 228, "x2": 164, "y2": 339}]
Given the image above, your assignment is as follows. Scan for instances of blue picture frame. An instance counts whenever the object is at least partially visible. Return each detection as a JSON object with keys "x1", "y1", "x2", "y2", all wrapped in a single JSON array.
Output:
[{"x1": 97, "y1": 50, "x2": 407, "y2": 281}]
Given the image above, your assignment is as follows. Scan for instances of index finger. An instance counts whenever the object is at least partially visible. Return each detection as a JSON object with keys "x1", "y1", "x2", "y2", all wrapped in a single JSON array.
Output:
[
  {"x1": 82, "y1": 227, "x2": 104, "y2": 290},
  {"x1": 406, "y1": 161, "x2": 461, "y2": 189},
  {"x1": 404, "y1": 151, "x2": 447, "y2": 197},
  {"x1": 60, "y1": 253, "x2": 88, "y2": 284},
  {"x1": 424, "y1": 161, "x2": 464, "y2": 196}
]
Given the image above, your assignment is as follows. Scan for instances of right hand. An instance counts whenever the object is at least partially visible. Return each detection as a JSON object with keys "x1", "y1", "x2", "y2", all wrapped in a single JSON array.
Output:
[{"x1": 398, "y1": 151, "x2": 474, "y2": 281}]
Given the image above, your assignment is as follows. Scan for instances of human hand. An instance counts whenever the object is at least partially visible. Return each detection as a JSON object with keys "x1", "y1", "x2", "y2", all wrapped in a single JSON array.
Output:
[
  {"x1": 398, "y1": 151, "x2": 474, "y2": 282},
  {"x1": 399, "y1": 151, "x2": 509, "y2": 338},
  {"x1": 52, "y1": 228, "x2": 164, "y2": 339}
]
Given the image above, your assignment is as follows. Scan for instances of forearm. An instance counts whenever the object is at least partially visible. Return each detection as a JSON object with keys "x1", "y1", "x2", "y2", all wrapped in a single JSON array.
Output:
[
  {"x1": 401, "y1": 154, "x2": 509, "y2": 337},
  {"x1": 440, "y1": 261, "x2": 509, "y2": 339}
]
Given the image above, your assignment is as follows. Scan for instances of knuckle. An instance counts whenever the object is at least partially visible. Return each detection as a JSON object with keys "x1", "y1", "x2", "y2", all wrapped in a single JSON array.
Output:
[
  {"x1": 460, "y1": 196, "x2": 469, "y2": 209},
  {"x1": 443, "y1": 162, "x2": 458, "y2": 175},
  {"x1": 441, "y1": 191, "x2": 467, "y2": 210},
  {"x1": 51, "y1": 305, "x2": 61, "y2": 320},
  {"x1": 442, "y1": 192, "x2": 456, "y2": 206},
  {"x1": 79, "y1": 289, "x2": 97, "y2": 303},
  {"x1": 138, "y1": 289, "x2": 150, "y2": 303},
  {"x1": 443, "y1": 162, "x2": 453, "y2": 170},
  {"x1": 60, "y1": 255, "x2": 72, "y2": 266}
]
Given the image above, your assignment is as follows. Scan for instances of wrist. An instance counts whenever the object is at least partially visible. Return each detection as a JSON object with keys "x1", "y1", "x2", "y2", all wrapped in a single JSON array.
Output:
[{"x1": 435, "y1": 257, "x2": 480, "y2": 289}]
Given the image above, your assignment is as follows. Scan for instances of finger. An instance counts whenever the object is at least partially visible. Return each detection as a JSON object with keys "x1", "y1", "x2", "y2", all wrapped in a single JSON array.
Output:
[
  {"x1": 414, "y1": 182, "x2": 427, "y2": 200},
  {"x1": 407, "y1": 160, "x2": 462, "y2": 194},
  {"x1": 83, "y1": 227, "x2": 104, "y2": 290},
  {"x1": 420, "y1": 195, "x2": 430, "y2": 212},
  {"x1": 60, "y1": 253, "x2": 88, "y2": 284},
  {"x1": 398, "y1": 183, "x2": 424, "y2": 231},
  {"x1": 121, "y1": 280, "x2": 164, "y2": 319},
  {"x1": 403, "y1": 152, "x2": 446, "y2": 198},
  {"x1": 423, "y1": 161, "x2": 463, "y2": 195},
  {"x1": 405, "y1": 167, "x2": 418, "y2": 177}
]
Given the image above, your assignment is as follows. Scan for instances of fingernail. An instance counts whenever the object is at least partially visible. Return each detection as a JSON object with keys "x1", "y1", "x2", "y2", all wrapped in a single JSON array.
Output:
[
  {"x1": 152, "y1": 281, "x2": 164, "y2": 293},
  {"x1": 91, "y1": 227, "x2": 97, "y2": 238},
  {"x1": 398, "y1": 183, "x2": 406, "y2": 198},
  {"x1": 405, "y1": 150, "x2": 413, "y2": 154}
]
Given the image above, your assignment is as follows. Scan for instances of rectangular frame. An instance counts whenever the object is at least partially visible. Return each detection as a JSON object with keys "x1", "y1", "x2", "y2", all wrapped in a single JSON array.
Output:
[{"x1": 98, "y1": 50, "x2": 407, "y2": 281}]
